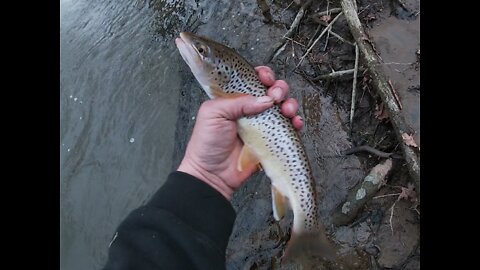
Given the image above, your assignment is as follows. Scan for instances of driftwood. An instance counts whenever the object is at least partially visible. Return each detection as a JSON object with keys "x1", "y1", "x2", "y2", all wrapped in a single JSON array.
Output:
[
  {"x1": 332, "y1": 158, "x2": 393, "y2": 226},
  {"x1": 340, "y1": 0, "x2": 420, "y2": 198}
]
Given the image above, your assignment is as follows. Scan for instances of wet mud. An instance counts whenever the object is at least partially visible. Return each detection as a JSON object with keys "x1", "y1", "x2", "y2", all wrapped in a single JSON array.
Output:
[{"x1": 170, "y1": 0, "x2": 420, "y2": 269}]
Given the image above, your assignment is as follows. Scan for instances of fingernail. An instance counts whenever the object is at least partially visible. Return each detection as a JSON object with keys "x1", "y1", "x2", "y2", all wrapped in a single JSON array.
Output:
[
  {"x1": 272, "y1": 87, "x2": 282, "y2": 101},
  {"x1": 298, "y1": 116, "x2": 303, "y2": 122},
  {"x1": 268, "y1": 72, "x2": 275, "y2": 82},
  {"x1": 256, "y1": 96, "x2": 274, "y2": 103}
]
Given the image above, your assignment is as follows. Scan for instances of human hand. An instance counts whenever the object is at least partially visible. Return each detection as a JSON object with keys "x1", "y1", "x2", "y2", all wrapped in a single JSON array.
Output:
[{"x1": 177, "y1": 66, "x2": 304, "y2": 200}]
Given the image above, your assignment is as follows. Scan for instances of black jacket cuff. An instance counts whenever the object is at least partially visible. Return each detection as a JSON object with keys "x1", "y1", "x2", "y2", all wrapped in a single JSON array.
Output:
[{"x1": 147, "y1": 171, "x2": 236, "y2": 253}]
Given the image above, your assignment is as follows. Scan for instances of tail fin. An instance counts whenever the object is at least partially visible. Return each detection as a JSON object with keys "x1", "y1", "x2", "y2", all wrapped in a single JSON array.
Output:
[{"x1": 281, "y1": 229, "x2": 338, "y2": 264}]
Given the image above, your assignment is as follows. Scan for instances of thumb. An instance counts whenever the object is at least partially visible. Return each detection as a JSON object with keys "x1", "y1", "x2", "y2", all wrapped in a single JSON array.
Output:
[{"x1": 212, "y1": 95, "x2": 274, "y2": 120}]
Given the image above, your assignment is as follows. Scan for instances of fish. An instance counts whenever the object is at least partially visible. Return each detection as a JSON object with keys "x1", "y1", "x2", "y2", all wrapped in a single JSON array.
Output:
[{"x1": 175, "y1": 32, "x2": 335, "y2": 261}]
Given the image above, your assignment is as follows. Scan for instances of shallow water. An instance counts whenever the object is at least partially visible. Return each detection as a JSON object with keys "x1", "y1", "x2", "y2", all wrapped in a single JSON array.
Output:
[{"x1": 60, "y1": 0, "x2": 197, "y2": 268}]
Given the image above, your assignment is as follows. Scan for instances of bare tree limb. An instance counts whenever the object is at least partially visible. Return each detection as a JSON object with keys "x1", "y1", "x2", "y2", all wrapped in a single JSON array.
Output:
[{"x1": 340, "y1": 0, "x2": 420, "y2": 198}]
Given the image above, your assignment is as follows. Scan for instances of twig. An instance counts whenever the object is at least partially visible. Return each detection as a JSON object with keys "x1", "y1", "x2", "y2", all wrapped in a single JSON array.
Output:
[
  {"x1": 281, "y1": 1, "x2": 295, "y2": 14},
  {"x1": 341, "y1": 0, "x2": 420, "y2": 198},
  {"x1": 271, "y1": 42, "x2": 288, "y2": 61},
  {"x1": 313, "y1": 68, "x2": 355, "y2": 81},
  {"x1": 266, "y1": 0, "x2": 312, "y2": 63},
  {"x1": 388, "y1": 79, "x2": 403, "y2": 110},
  {"x1": 380, "y1": 62, "x2": 414, "y2": 65},
  {"x1": 284, "y1": 36, "x2": 306, "y2": 47},
  {"x1": 283, "y1": 0, "x2": 312, "y2": 39},
  {"x1": 296, "y1": 11, "x2": 343, "y2": 68},
  {"x1": 389, "y1": 200, "x2": 398, "y2": 235},
  {"x1": 350, "y1": 43, "x2": 359, "y2": 129},
  {"x1": 358, "y1": 4, "x2": 370, "y2": 15},
  {"x1": 322, "y1": 30, "x2": 330, "y2": 51},
  {"x1": 329, "y1": 30, "x2": 354, "y2": 46},
  {"x1": 373, "y1": 193, "x2": 401, "y2": 199},
  {"x1": 342, "y1": 145, "x2": 402, "y2": 159},
  {"x1": 306, "y1": 24, "x2": 323, "y2": 48},
  {"x1": 313, "y1": 7, "x2": 342, "y2": 17}
]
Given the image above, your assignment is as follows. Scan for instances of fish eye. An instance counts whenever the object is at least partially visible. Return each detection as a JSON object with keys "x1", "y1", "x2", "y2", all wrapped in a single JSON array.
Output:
[{"x1": 197, "y1": 45, "x2": 207, "y2": 55}]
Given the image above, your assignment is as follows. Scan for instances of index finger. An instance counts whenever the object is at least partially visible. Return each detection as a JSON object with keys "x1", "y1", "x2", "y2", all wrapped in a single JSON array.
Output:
[{"x1": 255, "y1": 66, "x2": 275, "y2": 86}]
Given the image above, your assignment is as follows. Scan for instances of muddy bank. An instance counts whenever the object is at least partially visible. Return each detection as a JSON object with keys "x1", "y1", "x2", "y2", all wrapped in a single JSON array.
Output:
[{"x1": 173, "y1": 0, "x2": 420, "y2": 269}]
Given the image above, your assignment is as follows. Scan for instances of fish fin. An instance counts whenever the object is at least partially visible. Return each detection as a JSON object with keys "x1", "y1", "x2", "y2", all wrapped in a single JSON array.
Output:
[
  {"x1": 211, "y1": 85, "x2": 246, "y2": 99},
  {"x1": 237, "y1": 145, "x2": 260, "y2": 172},
  {"x1": 257, "y1": 163, "x2": 263, "y2": 171},
  {"x1": 271, "y1": 186, "x2": 288, "y2": 221},
  {"x1": 282, "y1": 228, "x2": 338, "y2": 264}
]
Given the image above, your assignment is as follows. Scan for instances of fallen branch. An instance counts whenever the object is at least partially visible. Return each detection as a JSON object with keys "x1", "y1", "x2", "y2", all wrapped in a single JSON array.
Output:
[
  {"x1": 311, "y1": 7, "x2": 342, "y2": 18},
  {"x1": 313, "y1": 68, "x2": 357, "y2": 81},
  {"x1": 342, "y1": 145, "x2": 403, "y2": 159},
  {"x1": 329, "y1": 30, "x2": 354, "y2": 46},
  {"x1": 340, "y1": 0, "x2": 420, "y2": 198},
  {"x1": 296, "y1": 11, "x2": 343, "y2": 68},
  {"x1": 332, "y1": 159, "x2": 393, "y2": 226},
  {"x1": 350, "y1": 43, "x2": 359, "y2": 129},
  {"x1": 266, "y1": 0, "x2": 312, "y2": 63}
]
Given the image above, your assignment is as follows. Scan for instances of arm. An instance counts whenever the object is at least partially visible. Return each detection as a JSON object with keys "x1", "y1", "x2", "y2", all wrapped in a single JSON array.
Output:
[
  {"x1": 102, "y1": 66, "x2": 303, "y2": 270},
  {"x1": 102, "y1": 171, "x2": 235, "y2": 270}
]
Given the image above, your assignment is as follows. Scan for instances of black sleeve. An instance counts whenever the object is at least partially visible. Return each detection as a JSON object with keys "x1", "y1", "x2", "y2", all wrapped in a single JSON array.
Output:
[{"x1": 102, "y1": 171, "x2": 236, "y2": 270}]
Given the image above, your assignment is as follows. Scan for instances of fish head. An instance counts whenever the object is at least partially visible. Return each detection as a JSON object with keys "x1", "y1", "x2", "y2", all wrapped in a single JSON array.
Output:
[{"x1": 175, "y1": 32, "x2": 253, "y2": 98}]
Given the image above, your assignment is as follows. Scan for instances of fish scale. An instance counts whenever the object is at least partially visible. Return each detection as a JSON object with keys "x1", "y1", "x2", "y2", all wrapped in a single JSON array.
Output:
[{"x1": 175, "y1": 32, "x2": 335, "y2": 261}]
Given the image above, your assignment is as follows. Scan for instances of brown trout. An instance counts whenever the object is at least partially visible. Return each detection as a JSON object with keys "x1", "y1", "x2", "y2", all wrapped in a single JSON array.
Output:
[{"x1": 175, "y1": 32, "x2": 335, "y2": 260}]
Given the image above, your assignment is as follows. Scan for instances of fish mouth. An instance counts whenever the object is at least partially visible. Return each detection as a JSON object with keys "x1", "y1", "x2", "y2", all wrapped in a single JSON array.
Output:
[
  {"x1": 175, "y1": 32, "x2": 199, "y2": 69},
  {"x1": 175, "y1": 32, "x2": 211, "y2": 89},
  {"x1": 175, "y1": 32, "x2": 189, "y2": 48}
]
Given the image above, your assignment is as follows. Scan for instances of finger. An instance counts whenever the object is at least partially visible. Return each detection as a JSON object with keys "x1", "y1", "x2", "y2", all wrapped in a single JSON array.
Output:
[
  {"x1": 291, "y1": 115, "x2": 304, "y2": 130},
  {"x1": 267, "y1": 80, "x2": 289, "y2": 104},
  {"x1": 204, "y1": 95, "x2": 274, "y2": 121},
  {"x1": 280, "y1": 98, "x2": 299, "y2": 118},
  {"x1": 255, "y1": 66, "x2": 275, "y2": 86}
]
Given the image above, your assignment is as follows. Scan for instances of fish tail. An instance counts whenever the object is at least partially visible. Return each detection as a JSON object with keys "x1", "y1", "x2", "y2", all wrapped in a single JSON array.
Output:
[{"x1": 281, "y1": 226, "x2": 337, "y2": 263}]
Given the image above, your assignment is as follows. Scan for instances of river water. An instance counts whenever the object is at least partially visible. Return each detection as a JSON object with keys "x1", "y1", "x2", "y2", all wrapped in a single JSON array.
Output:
[{"x1": 60, "y1": 0, "x2": 200, "y2": 269}]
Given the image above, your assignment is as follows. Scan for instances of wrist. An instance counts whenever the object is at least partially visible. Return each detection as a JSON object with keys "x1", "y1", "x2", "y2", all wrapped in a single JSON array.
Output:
[{"x1": 177, "y1": 158, "x2": 234, "y2": 200}]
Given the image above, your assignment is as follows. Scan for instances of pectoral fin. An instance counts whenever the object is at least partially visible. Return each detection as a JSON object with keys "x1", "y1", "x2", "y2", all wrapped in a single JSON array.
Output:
[
  {"x1": 237, "y1": 145, "x2": 260, "y2": 172},
  {"x1": 272, "y1": 186, "x2": 288, "y2": 221}
]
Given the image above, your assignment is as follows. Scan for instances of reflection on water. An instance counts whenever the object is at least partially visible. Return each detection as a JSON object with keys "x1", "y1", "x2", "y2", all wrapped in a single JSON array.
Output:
[{"x1": 60, "y1": 0, "x2": 199, "y2": 269}]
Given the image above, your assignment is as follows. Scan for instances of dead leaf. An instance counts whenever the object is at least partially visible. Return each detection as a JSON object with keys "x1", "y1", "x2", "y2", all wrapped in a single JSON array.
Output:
[
  {"x1": 399, "y1": 183, "x2": 417, "y2": 203},
  {"x1": 402, "y1": 133, "x2": 419, "y2": 149},
  {"x1": 374, "y1": 103, "x2": 389, "y2": 120},
  {"x1": 320, "y1": 14, "x2": 331, "y2": 23}
]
